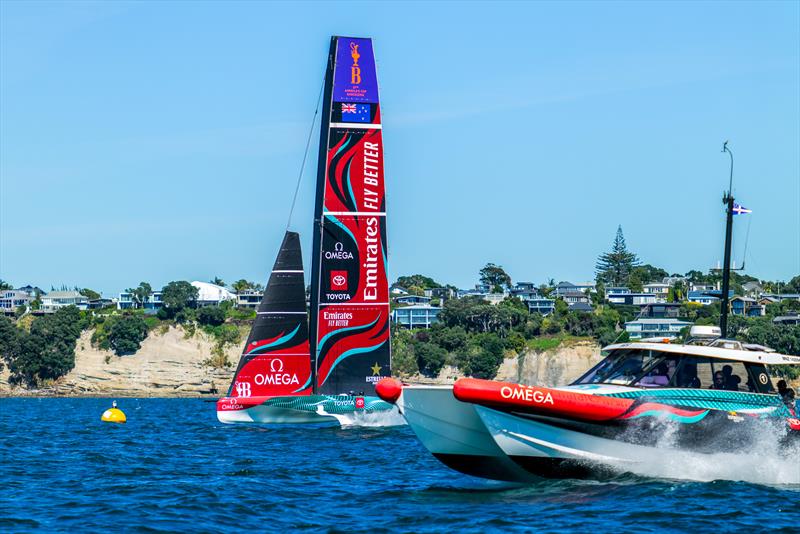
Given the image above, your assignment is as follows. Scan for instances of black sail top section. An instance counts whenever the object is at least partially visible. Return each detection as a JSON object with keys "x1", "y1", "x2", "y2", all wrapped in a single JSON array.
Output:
[
  {"x1": 257, "y1": 231, "x2": 306, "y2": 314},
  {"x1": 226, "y1": 231, "x2": 313, "y2": 398}
]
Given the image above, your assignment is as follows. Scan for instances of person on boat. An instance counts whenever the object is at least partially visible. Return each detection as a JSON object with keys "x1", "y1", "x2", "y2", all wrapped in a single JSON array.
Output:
[
  {"x1": 639, "y1": 362, "x2": 670, "y2": 387},
  {"x1": 777, "y1": 380, "x2": 797, "y2": 413},
  {"x1": 721, "y1": 365, "x2": 741, "y2": 391},
  {"x1": 712, "y1": 371, "x2": 726, "y2": 390}
]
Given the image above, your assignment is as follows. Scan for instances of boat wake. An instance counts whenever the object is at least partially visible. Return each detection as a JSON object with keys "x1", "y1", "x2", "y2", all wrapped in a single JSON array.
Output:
[
  {"x1": 600, "y1": 422, "x2": 799, "y2": 485},
  {"x1": 335, "y1": 407, "x2": 407, "y2": 428}
]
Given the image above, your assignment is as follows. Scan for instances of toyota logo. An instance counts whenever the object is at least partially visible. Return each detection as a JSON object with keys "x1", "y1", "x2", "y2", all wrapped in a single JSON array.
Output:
[{"x1": 333, "y1": 275, "x2": 346, "y2": 286}]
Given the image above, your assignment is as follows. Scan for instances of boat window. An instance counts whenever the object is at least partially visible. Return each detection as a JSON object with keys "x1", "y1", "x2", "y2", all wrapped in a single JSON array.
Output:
[
  {"x1": 673, "y1": 357, "x2": 713, "y2": 389},
  {"x1": 745, "y1": 363, "x2": 774, "y2": 393},
  {"x1": 574, "y1": 349, "x2": 662, "y2": 386},
  {"x1": 634, "y1": 355, "x2": 680, "y2": 388},
  {"x1": 706, "y1": 360, "x2": 749, "y2": 391}
]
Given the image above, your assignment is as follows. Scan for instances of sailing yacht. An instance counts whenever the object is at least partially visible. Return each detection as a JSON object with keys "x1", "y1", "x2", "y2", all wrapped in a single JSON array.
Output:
[{"x1": 216, "y1": 36, "x2": 398, "y2": 425}]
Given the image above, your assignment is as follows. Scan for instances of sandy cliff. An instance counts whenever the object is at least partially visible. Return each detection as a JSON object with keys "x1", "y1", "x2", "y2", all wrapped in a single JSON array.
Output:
[
  {"x1": 0, "y1": 325, "x2": 239, "y2": 397},
  {"x1": 495, "y1": 340, "x2": 603, "y2": 386}
]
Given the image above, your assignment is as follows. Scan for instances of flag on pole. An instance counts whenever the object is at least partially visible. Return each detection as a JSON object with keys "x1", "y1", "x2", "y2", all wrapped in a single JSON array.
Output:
[{"x1": 732, "y1": 203, "x2": 752, "y2": 215}]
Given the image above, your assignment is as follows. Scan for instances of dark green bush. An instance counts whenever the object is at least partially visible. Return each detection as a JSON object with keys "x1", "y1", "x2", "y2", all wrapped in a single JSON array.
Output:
[
  {"x1": 197, "y1": 306, "x2": 226, "y2": 326},
  {"x1": 108, "y1": 315, "x2": 148, "y2": 355}
]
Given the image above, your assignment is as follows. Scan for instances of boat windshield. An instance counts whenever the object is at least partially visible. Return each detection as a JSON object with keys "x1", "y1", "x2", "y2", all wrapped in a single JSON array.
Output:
[{"x1": 573, "y1": 348, "x2": 776, "y2": 393}]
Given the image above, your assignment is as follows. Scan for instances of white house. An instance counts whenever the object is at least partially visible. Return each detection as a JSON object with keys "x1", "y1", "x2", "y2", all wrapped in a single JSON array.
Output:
[
  {"x1": 192, "y1": 281, "x2": 237, "y2": 306},
  {"x1": 41, "y1": 291, "x2": 89, "y2": 313}
]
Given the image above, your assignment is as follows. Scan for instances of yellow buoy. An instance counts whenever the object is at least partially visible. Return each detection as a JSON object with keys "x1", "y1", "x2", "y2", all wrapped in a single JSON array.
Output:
[{"x1": 101, "y1": 401, "x2": 126, "y2": 424}]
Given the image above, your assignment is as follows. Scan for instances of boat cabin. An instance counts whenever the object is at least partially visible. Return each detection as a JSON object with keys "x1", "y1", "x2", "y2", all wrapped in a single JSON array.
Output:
[{"x1": 574, "y1": 337, "x2": 800, "y2": 395}]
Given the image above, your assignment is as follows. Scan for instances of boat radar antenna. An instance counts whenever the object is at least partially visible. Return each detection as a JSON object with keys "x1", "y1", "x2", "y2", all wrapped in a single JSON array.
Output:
[{"x1": 719, "y1": 141, "x2": 735, "y2": 339}]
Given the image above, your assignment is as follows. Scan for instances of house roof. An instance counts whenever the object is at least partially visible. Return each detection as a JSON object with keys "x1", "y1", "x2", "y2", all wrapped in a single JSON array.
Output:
[{"x1": 43, "y1": 291, "x2": 85, "y2": 299}]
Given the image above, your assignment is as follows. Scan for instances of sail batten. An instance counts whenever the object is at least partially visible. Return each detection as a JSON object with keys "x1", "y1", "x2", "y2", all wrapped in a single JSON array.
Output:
[{"x1": 309, "y1": 36, "x2": 391, "y2": 396}]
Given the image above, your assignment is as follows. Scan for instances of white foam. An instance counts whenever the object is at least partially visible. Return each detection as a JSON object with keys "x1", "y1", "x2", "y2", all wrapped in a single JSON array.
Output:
[
  {"x1": 602, "y1": 422, "x2": 799, "y2": 485},
  {"x1": 336, "y1": 407, "x2": 407, "y2": 428}
]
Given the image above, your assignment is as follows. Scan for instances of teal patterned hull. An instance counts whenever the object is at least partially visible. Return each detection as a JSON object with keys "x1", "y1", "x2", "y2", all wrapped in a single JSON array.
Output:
[
  {"x1": 599, "y1": 388, "x2": 792, "y2": 418},
  {"x1": 217, "y1": 394, "x2": 399, "y2": 425}
]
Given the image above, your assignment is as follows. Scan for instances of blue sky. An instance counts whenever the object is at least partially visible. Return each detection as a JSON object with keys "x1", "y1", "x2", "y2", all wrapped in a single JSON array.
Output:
[{"x1": 1, "y1": 1, "x2": 798, "y2": 296}]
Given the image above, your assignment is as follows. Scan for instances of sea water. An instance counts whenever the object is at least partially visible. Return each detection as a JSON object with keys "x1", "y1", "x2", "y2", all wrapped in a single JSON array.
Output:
[{"x1": 1, "y1": 398, "x2": 798, "y2": 532}]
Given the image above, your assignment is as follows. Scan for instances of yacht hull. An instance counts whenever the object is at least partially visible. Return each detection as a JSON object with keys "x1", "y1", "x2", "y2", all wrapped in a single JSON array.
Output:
[
  {"x1": 396, "y1": 385, "x2": 539, "y2": 482},
  {"x1": 216, "y1": 394, "x2": 400, "y2": 426}
]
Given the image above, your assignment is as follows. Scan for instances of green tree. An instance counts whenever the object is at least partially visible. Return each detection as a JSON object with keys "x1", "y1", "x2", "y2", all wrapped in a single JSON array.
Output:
[
  {"x1": 9, "y1": 306, "x2": 84, "y2": 386},
  {"x1": 127, "y1": 282, "x2": 153, "y2": 309},
  {"x1": 0, "y1": 280, "x2": 12, "y2": 291},
  {"x1": 414, "y1": 341, "x2": 447, "y2": 377},
  {"x1": 628, "y1": 271, "x2": 644, "y2": 292},
  {"x1": 79, "y1": 288, "x2": 101, "y2": 300},
  {"x1": 0, "y1": 316, "x2": 19, "y2": 371},
  {"x1": 232, "y1": 279, "x2": 252, "y2": 293},
  {"x1": 406, "y1": 285, "x2": 426, "y2": 297},
  {"x1": 429, "y1": 325, "x2": 468, "y2": 353},
  {"x1": 210, "y1": 277, "x2": 226, "y2": 287},
  {"x1": 784, "y1": 275, "x2": 800, "y2": 294},
  {"x1": 390, "y1": 329, "x2": 418, "y2": 376},
  {"x1": 108, "y1": 315, "x2": 148, "y2": 355},
  {"x1": 464, "y1": 333, "x2": 505, "y2": 379},
  {"x1": 197, "y1": 306, "x2": 226, "y2": 326},
  {"x1": 396, "y1": 274, "x2": 440, "y2": 290},
  {"x1": 739, "y1": 320, "x2": 800, "y2": 356},
  {"x1": 160, "y1": 281, "x2": 199, "y2": 317},
  {"x1": 596, "y1": 225, "x2": 641, "y2": 286},
  {"x1": 634, "y1": 264, "x2": 669, "y2": 284},
  {"x1": 479, "y1": 263, "x2": 512, "y2": 292}
]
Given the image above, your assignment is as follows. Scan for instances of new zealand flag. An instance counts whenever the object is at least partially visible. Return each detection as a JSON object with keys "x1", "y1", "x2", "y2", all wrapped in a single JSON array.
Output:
[{"x1": 341, "y1": 103, "x2": 371, "y2": 123}]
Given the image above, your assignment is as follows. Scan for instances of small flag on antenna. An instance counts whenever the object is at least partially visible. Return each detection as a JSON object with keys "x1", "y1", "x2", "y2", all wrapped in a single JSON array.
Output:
[{"x1": 732, "y1": 203, "x2": 752, "y2": 215}]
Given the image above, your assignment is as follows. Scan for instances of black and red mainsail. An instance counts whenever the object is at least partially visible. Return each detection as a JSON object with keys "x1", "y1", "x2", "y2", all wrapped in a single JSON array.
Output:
[
  {"x1": 228, "y1": 231, "x2": 312, "y2": 399},
  {"x1": 309, "y1": 36, "x2": 391, "y2": 396}
]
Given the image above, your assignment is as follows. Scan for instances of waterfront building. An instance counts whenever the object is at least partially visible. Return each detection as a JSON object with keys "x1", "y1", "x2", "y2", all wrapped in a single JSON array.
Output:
[
  {"x1": 554, "y1": 281, "x2": 595, "y2": 298},
  {"x1": 511, "y1": 282, "x2": 538, "y2": 295},
  {"x1": 687, "y1": 289, "x2": 734, "y2": 305},
  {"x1": 526, "y1": 297, "x2": 555, "y2": 316},
  {"x1": 0, "y1": 290, "x2": 33, "y2": 313},
  {"x1": 608, "y1": 292, "x2": 657, "y2": 305},
  {"x1": 639, "y1": 303, "x2": 681, "y2": 319},
  {"x1": 642, "y1": 283, "x2": 670, "y2": 300},
  {"x1": 424, "y1": 287, "x2": 456, "y2": 300},
  {"x1": 662, "y1": 276, "x2": 687, "y2": 286},
  {"x1": 624, "y1": 318, "x2": 692, "y2": 340},
  {"x1": 390, "y1": 285, "x2": 408, "y2": 296},
  {"x1": 730, "y1": 296, "x2": 765, "y2": 317},
  {"x1": 559, "y1": 291, "x2": 590, "y2": 305},
  {"x1": 568, "y1": 302, "x2": 593, "y2": 312},
  {"x1": 606, "y1": 287, "x2": 631, "y2": 297},
  {"x1": 689, "y1": 282, "x2": 717, "y2": 292},
  {"x1": 87, "y1": 298, "x2": 114, "y2": 310},
  {"x1": 117, "y1": 291, "x2": 163, "y2": 310},
  {"x1": 774, "y1": 312, "x2": 800, "y2": 326},
  {"x1": 391, "y1": 305, "x2": 441, "y2": 329},
  {"x1": 191, "y1": 281, "x2": 236, "y2": 306},
  {"x1": 395, "y1": 295, "x2": 432, "y2": 306},
  {"x1": 759, "y1": 293, "x2": 800, "y2": 302},
  {"x1": 16, "y1": 285, "x2": 44, "y2": 297},
  {"x1": 41, "y1": 291, "x2": 89, "y2": 313},
  {"x1": 236, "y1": 289, "x2": 262, "y2": 309}
]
